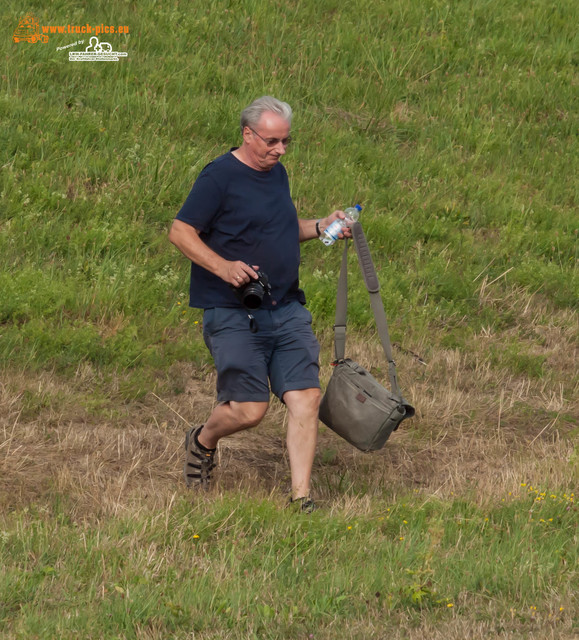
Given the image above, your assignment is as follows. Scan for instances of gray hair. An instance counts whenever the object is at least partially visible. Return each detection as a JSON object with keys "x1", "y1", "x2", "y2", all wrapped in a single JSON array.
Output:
[{"x1": 240, "y1": 96, "x2": 292, "y2": 132}]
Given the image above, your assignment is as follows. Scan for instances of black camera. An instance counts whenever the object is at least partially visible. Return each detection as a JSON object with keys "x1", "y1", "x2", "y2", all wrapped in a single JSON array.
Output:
[{"x1": 236, "y1": 270, "x2": 271, "y2": 310}]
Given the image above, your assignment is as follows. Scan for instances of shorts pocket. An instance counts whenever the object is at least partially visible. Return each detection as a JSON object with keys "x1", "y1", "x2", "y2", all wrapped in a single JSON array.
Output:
[{"x1": 296, "y1": 303, "x2": 313, "y2": 325}]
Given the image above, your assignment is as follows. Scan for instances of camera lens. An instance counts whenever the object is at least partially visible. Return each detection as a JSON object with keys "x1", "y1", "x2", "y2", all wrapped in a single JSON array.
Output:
[{"x1": 241, "y1": 282, "x2": 264, "y2": 310}]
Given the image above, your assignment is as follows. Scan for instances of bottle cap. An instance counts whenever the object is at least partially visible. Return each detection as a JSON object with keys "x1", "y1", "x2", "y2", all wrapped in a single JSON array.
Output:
[{"x1": 354, "y1": 204, "x2": 362, "y2": 211}]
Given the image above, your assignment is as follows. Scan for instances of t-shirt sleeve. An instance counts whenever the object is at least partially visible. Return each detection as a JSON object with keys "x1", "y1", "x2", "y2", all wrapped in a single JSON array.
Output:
[{"x1": 175, "y1": 168, "x2": 222, "y2": 233}]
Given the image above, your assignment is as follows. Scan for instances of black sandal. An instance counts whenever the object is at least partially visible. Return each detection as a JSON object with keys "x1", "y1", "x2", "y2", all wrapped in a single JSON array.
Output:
[{"x1": 183, "y1": 426, "x2": 216, "y2": 490}]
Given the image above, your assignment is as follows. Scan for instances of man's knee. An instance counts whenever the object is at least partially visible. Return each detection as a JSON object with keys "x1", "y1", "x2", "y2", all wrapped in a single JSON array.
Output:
[
  {"x1": 307, "y1": 388, "x2": 322, "y2": 411},
  {"x1": 284, "y1": 388, "x2": 322, "y2": 415},
  {"x1": 230, "y1": 401, "x2": 269, "y2": 428}
]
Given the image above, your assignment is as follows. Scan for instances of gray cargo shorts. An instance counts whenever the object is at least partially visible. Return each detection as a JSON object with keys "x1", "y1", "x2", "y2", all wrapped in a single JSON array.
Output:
[{"x1": 202, "y1": 300, "x2": 321, "y2": 403}]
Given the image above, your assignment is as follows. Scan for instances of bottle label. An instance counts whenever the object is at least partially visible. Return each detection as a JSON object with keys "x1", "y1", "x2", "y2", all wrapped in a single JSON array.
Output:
[{"x1": 324, "y1": 220, "x2": 342, "y2": 240}]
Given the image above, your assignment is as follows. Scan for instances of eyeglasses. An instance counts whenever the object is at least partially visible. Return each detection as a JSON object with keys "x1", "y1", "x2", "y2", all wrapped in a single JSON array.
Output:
[{"x1": 248, "y1": 127, "x2": 292, "y2": 147}]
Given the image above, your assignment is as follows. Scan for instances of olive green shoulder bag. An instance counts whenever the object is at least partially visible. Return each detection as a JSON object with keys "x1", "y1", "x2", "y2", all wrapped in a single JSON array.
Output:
[{"x1": 318, "y1": 222, "x2": 415, "y2": 451}]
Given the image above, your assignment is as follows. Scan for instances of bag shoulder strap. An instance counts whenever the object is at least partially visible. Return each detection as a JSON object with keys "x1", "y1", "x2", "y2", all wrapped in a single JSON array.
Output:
[
  {"x1": 332, "y1": 222, "x2": 403, "y2": 398},
  {"x1": 332, "y1": 235, "x2": 349, "y2": 362}
]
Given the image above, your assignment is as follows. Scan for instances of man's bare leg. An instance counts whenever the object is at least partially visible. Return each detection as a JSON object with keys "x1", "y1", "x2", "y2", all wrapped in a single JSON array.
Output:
[
  {"x1": 197, "y1": 401, "x2": 269, "y2": 449},
  {"x1": 283, "y1": 388, "x2": 321, "y2": 500}
]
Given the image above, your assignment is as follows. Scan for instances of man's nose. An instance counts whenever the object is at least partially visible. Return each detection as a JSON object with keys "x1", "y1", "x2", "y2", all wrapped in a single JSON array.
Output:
[{"x1": 274, "y1": 141, "x2": 287, "y2": 155}]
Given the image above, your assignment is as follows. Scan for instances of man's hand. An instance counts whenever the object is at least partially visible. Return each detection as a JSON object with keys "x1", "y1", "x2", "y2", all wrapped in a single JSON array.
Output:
[
  {"x1": 323, "y1": 210, "x2": 353, "y2": 240},
  {"x1": 298, "y1": 211, "x2": 355, "y2": 243},
  {"x1": 220, "y1": 261, "x2": 259, "y2": 288}
]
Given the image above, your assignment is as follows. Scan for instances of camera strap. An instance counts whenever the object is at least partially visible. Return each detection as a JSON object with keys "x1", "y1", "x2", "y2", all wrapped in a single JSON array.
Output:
[{"x1": 247, "y1": 313, "x2": 258, "y2": 333}]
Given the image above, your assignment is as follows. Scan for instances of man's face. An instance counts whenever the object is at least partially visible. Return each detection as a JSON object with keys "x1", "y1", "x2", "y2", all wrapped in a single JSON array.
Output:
[{"x1": 242, "y1": 111, "x2": 291, "y2": 171}]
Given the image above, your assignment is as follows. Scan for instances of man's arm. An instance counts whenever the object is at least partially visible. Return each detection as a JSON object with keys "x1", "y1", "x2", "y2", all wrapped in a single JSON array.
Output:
[
  {"x1": 168, "y1": 219, "x2": 257, "y2": 286},
  {"x1": 298, "y1": 210, "x2": 351, "y2": 242}
]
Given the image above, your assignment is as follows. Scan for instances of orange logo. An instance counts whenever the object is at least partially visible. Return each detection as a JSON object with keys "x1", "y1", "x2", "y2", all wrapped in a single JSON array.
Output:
[{"x1": 13, "y1": 14, "x2": 49, "y2": 44}]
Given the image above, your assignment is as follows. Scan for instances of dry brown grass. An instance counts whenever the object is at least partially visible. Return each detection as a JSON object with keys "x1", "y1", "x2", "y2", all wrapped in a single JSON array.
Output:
[
  {"x1": 1, "y1": 301, "x2": 576, "y2": 522},
  {"x1": 0, "y1": 304, "x2": 576, "y2": 640}
]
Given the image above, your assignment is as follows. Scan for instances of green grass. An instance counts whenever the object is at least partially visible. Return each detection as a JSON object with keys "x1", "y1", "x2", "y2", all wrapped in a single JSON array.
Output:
[
  {"x1": 1, "y1": 0, "x2": 577, "y2": 377},
  {"x1": 1, "y1": 487, "x2": 576, "y2": 639}
]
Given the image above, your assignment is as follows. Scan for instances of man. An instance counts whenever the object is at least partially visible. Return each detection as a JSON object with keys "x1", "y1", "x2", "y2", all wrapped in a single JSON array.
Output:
[{"x1": 169, "y1": 96, "x2": 350, "y2": 511}]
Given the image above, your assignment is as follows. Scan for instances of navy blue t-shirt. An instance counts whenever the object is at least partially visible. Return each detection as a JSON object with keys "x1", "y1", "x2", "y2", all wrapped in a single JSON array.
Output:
[{"x1": 176, "y1": 150, "x2": 305, "y2": 310}]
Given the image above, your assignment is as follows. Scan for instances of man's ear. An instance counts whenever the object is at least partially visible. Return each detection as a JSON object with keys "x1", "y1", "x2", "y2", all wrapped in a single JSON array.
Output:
[{"x1": 241, "y1": 126, "x2": 252, "y2": 145}]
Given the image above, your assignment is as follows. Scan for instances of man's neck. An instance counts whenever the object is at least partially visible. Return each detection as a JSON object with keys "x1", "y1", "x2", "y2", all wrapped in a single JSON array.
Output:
[
  {"x1": 232, "y1": 146, "x2": 254, "y2": 168},
  {"x1": 232, "y1": 146, "x2": 271, "y2": 172}
]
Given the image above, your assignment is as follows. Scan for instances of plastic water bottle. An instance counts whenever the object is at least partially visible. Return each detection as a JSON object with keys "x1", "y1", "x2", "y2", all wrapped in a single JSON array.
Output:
[{"x1": 320, "y1": 205, "x2": 362, "y2": 246}]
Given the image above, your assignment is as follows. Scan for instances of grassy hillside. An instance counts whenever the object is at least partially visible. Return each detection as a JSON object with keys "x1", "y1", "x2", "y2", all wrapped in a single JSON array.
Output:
[
  {"x1": 0, "y1": 0, "x2": 577, "y2": 638},
  {"x1": 1, "y1": 0, "x2": 577, "y2": 378}
]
